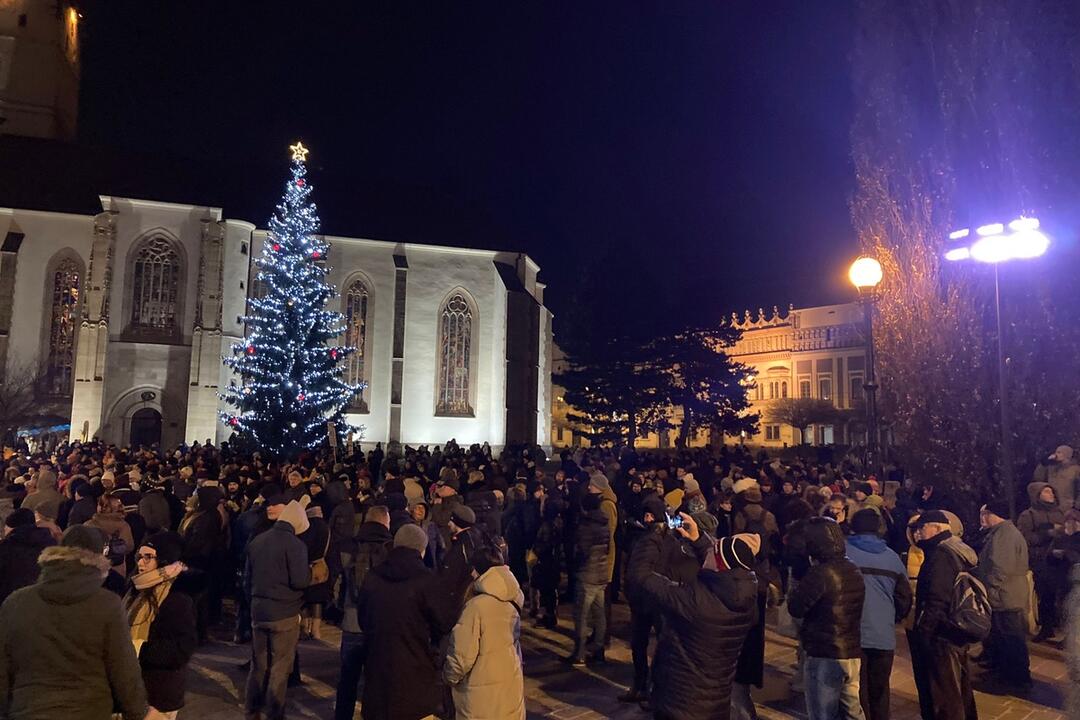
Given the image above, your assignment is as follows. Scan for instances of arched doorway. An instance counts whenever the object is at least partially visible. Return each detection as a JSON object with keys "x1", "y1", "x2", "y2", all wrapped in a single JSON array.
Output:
[{"x1": 130, "y1": 408, "x2": 162, "y2": 448}]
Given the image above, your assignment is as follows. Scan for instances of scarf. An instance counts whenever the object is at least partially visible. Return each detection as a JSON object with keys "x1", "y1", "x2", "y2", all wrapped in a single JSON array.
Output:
[{"x1": 124, "y1": 562, "x2": 184, "y2": 653}]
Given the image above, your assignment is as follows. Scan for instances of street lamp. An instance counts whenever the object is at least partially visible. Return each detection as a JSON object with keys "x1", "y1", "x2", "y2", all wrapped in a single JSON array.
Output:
[
  {"x1": 849, "y1": 256, "x2": 883, "y2": 475},
  {"x1": 945, "y1": 216, "x2": 1049, "y2": 519}
]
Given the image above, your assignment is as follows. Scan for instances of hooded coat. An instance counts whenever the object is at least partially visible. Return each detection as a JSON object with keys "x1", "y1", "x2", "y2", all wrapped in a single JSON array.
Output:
[
  {"x1": 0, "y1": 545, "x2": 148, "y2": 720},
  {"x1": 846, "y1": 532, "x2": 912, "y2": 651},
  {"x1": 20, "y1": 470, "x2": 62, "y2": 521},
  {"x1": 0, "y1": 524, "x2": 57, "y2": 605},
  {"x1": 358, "y1": 547, "x2": 445, "y2": 720},
  {"x1": 788, "y1": 517, "x2": 865, "y2": 659},
  {"x1": 1018, "y1": 482, "x2": 1066, "y2": 567},
  {"x1": 86, "y1": 509, "x2": 135, "y2": 577},
  {"x1": 444, "y1": 565, "x2": 526, "y2": 720},
  {"x1": 631, "y1": 532, "x2": 758, "y2": 720},
  {"x1": 975, "y1": 519, "x2": 1029, "y2": 611}
]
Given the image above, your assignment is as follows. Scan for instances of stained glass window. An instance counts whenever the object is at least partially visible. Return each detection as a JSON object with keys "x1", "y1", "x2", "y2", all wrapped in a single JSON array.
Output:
[
  {"x1": 437, "y1": 293, "x2": 474, "y2": 415},
  {"x1": 131, "y1": 236, "x2": 180, "y2": 332},
  {"x1": 46, "y1": 259, "x2": 80, "y2": 396},
  {"x1": 345, "y1": 278, "x2": 369, "y2": 408}
]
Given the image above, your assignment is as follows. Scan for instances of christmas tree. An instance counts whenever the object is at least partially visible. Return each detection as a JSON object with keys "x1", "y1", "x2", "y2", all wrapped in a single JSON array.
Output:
[{"x1": 221, "y1": 142, "x2": 361, "y2": 458}]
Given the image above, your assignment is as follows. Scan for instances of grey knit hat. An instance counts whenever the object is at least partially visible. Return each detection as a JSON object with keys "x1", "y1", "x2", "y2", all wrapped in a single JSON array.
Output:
[{"x1": 394, "y1": 524, "x2": 429, "y2": 555}]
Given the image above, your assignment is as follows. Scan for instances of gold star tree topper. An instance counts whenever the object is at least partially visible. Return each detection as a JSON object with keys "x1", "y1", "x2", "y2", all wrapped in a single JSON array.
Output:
[{"x1": 289, "y1": 141, "x2": 309, "y2": 162}]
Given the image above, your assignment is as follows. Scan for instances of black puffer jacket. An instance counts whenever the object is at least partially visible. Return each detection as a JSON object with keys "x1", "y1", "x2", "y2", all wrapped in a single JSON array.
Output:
[
  {"x1": 625, "y1": 525, "x2": 702, "y2": 610},
  {"x1": 574, "y1": 500, "x2": 610, "y2": 585},
  {"x1": 631, "y1": 532, "x2": 758, "y2": 720},
  {"x1": 787, "y1": 517, "x2": 865, "y2": 659}
]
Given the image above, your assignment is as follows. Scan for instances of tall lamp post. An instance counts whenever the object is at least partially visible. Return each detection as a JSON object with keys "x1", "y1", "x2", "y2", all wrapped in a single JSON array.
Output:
[
  {"x1": 849, "y1": 256, "x2": 883, "y2": 475},
  {"x1": 945, "y1": 216, "x2": 1049, "y2": 519}
]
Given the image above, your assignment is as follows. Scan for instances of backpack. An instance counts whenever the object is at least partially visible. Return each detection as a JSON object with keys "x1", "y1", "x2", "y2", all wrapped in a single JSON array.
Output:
[
  {"x1": 104, "y1": 529, "x2": 129, "y2": 567},
  {"x1": 944, "y1": 570, "x2": 992, "y2": 645}
]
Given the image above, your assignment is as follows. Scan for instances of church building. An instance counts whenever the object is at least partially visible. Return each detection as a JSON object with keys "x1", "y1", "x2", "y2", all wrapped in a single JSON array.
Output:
[{"x1": 0, "y1": 2, "x2": 553, "y2": 451}]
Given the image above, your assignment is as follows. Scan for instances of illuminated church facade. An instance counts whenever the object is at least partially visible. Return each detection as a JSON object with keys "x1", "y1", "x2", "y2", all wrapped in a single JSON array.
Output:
[{"x1": 0, "y1": 2, "x2": 552, "y2": 451}]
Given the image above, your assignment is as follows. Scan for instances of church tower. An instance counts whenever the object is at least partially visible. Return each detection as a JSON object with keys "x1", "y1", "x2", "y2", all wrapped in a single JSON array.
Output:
[{"x1": 0, "y1": 0, "x2": 80, "y2": 140}]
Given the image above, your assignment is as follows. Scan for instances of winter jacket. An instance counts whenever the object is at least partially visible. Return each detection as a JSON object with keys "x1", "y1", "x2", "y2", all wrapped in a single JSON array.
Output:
[
  {"x1": 86, "y1": 511, "x2": 135, "y2": 576},
  {"x1": 137, "y1": 490, "x2": 171, "y2": 532},
  {"x1": 444, "y1": 565, "x2": 526, "y2": 720},
  {"x1": 342, "y1": 521, "x2": 393, "y2": 633},
  {"x1": 975, "y1": 520, "x2": 1029, "y2": 611},
  {"x1": 846, "y1": 533, "x2": 912, "y2": 651},
  {"x1": 788, "y1": 518, "x2": 865, "y2": 659},
  {"x1": 180, "y1": 509, "x2": 224, "y2": 572},
  {"x1": 20, "y1": 472, "x2": 62, "y2": 521},
  {"x1": 465, "y1": 487, "x2": 502, "y2": 538},
  {"x1": 1035, "y1": 458, "x2": 1080, "y2": 511},
  {"x1": 733, "y1": 488, "x2": 781, "y2": 586},
  {"x1": 67, "y1": 496, "x2": 97, "y2": 527},
  {"x1": 597, "y1": 487, "x2": 619, "y2": 583},
  {"x1": 1018, "y1": 482, "x2": 1066, "y2": 566},
  {"x1": 131, "y1": 578, "x2": 198, "y2": 712},
  {"x1": 431, "y1": 492, "x2": 465, "y2": 548},
  {"x1": 325, "y1": 481, "x2": 356, "y2": 571},
  {"x1": 914, "y1": 529, "x2": 979, "y2": 642},
  {"x1": 358, "y1": 547, "x2": 445, "y2": 720},
  {"x1": 631, "y1": 531, "x2": 757, "y2": 720},
  {"x1": 0, "y1": 545, "x2": 147, "y2": 720},
  {"x1": 1064, "y1": 565, "x2": 1080, "y2": 719},
  {"x1": 299, "y1": 515, "x2": 332, "y2": 604},
  {"x1": 245, "y1": 520, "x2": 311, "y2": 623},
  {"x1": 625, "y1": 525, "x2": 703, "y2": 610},
  {"x1": 0, "y1": 524, "x2": 57, "y2": 605},
  {"x1": 575, "y1": 505, "x2": 611, "y2": 585}
]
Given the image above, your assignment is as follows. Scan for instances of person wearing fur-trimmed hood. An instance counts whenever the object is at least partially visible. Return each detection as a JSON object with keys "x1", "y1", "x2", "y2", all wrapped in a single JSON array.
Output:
[{"x1": 0, "y1": 524, "x2": 148, "y2": 720}]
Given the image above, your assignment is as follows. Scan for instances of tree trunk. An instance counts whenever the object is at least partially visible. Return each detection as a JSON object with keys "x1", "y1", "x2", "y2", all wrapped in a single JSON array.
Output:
[{"x1": 676, "y1": 407, "x2": 692, "y2": 448}]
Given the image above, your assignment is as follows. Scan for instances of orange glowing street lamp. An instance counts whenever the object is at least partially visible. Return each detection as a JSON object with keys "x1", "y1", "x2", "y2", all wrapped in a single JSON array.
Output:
[{"x1": 849, "y1": 256, "x2": 882, "y2": 473}]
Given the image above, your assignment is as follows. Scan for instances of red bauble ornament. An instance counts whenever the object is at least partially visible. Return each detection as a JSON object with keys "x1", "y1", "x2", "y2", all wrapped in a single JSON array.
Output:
[
  {"x1": 330, "y1": 349, "x2": 338, "y2": 359},
  {"x1": 230, "y1": 417, "x2": 239, "y2": 427},
  {"x1": 297, "y1": 393, "x2": 305, "y2": 402},
  {"x1": 297, "y1": 179, "x2": 305, "y2": 187},
  {"x1": 272, "y1": 243, "x2": 281, "y2": 251},
  {"x1": 312, "y1": 251, "x2": 321, "y2": 259},
  {"x1": 246, "y1": 345, "x2": 255, "y2": 355}
]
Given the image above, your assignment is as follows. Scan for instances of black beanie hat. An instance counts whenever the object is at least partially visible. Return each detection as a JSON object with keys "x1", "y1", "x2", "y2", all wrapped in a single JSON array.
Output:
[
  {"x1": 143, "y1": 531, "x2": 184, "y2": 566},
  {"x1": 983, "y1": 498, "x2": 1011, "y2": 521},
  {"x1": 4, "y1": 508, "x2": 35, "y2": 530}
]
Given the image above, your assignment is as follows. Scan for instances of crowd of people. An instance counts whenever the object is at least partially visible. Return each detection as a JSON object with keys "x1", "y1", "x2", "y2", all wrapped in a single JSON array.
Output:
[{"x1": 0, "y1": 435, "x2": 1078, "y2": 720}]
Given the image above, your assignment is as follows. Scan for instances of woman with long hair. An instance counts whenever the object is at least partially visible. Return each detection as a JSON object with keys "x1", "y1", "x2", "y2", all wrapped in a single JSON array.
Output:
[{"x1": 123, "y1": 531, "x2": 197, "y2": 719}]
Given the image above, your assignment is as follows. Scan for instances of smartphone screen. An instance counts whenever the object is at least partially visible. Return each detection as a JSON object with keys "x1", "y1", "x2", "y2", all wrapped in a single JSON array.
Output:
[{"x1": 666, "y1": 513, "x2": 683, "y2": 529}]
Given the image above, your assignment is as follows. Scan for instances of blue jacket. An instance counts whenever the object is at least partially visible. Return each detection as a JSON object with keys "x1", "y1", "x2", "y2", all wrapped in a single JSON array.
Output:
[{"x1": 845, "y1": 534, "x2": 912, "y2": 651}]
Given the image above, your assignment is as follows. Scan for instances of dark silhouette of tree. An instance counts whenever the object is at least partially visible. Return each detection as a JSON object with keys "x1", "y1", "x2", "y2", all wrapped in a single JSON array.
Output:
[
  {"x1": 765, "y1": 398, "x2": 840, "y2": 445},
  {"x1": 850, "y1": 0, "x2": 1080, "y2": 519}
]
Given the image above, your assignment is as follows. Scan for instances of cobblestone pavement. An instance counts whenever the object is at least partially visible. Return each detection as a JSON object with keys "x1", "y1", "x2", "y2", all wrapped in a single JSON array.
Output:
[{"x1": 186, "y1": 604, "x2": 1069, "y2": 719}]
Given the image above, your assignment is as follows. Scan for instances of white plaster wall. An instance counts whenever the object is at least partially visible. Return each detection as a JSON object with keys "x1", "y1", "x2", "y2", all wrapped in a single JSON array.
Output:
[
  {"x1": 100, "y1": 342, "x2": 191, "y2": 448},
  {"x1": 323, "y1": 236, "x2": 399, "y2": 446},
  {"x1": 211, "y1": 220, "x2": 255, "y2": 442},
  {"x1": 102, "y1": 197, "x2": 221, "y2": 345},
  {"x1": 0, "y1": 208, "x2": 91, "y2": 375},
  {"x1": 397, "y1": 246, "x2": 507, "y2": 447}
]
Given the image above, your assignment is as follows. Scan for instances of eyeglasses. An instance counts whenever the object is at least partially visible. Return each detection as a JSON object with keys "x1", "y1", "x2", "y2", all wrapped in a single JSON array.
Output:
[{"x1": 136, "y1": 553, "x2": 158, "y2": 562}]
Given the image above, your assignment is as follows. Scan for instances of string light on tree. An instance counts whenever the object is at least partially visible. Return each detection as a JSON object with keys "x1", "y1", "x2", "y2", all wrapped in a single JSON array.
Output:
[{"x1": 220, "y1": 141, "x2": 364, "y2": 458}]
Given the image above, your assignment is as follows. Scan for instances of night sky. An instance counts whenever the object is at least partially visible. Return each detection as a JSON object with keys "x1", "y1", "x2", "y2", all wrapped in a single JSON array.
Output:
[{"x1": 78, "y1": 1, "x2": 857, "y2": 340}]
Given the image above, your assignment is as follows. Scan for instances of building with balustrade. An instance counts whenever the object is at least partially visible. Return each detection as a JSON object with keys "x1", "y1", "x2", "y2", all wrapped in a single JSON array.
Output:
[
  {"x1": 549, "y1": 303, "x2": 869, "y2": 450},
  {"x1": 726, "y1": 303, "x2": 868, "y2": 447}
]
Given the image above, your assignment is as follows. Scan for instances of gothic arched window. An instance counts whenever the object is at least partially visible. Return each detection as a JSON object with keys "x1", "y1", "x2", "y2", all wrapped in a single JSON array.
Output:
[
  {"x1": 345, "y1": 278, "x2": 369, "y2": 410},
  {"x1": 436, "y1": 292, "x2": 475, "y2": 416},
  {"x1": 45, "y1": 259, "x2": 81, "y2": 396},
  {"x1": 130, "y1": 236, "x2": 181, "y2": 333}
]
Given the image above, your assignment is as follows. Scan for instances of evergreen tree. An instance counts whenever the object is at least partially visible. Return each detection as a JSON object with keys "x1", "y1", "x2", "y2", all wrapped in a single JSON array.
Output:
[{"x1": 221, "y1": 142, "x2": 361, "y2": 458}]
